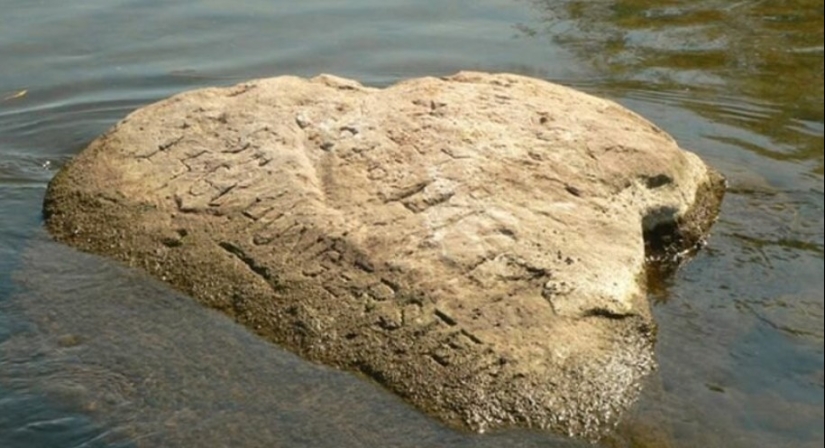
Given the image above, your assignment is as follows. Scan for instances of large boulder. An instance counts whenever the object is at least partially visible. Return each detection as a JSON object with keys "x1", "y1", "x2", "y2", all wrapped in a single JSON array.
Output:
[{"x1": 44, "y1": 72, "x2": 724, "y2": 439}]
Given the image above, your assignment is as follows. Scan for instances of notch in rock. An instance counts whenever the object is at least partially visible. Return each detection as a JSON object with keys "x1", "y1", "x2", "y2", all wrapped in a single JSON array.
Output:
[
  {"x1": 218, "y1": 241, "x2": 282, "y2": 290},
  {"x1": 434, "y1": 308, "x2": 458, "y2": 326},
  {"x1": 642, "y1": 174, "x2": 673, "y2": 189}
]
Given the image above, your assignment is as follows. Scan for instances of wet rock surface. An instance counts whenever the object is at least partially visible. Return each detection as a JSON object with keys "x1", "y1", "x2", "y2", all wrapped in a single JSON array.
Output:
[{"x1": 43, "y1": 72, "x2": 724, "y2": 439}]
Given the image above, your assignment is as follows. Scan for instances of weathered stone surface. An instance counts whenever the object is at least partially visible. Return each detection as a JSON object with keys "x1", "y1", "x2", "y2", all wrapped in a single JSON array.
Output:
[{"x1": 43, "y1": 72, "x2": 724, "y2": 439}]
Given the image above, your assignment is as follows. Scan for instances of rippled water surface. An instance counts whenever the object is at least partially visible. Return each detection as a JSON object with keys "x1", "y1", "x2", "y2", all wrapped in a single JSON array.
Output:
[{"x1": 1, "y1": 1, "x2": 822, "y2": 447}]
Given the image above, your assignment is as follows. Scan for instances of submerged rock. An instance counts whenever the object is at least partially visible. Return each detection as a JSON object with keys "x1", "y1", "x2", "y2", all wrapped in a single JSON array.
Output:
[{"x1": 43, "y1": 72, "x2": 724, "y2": 439}]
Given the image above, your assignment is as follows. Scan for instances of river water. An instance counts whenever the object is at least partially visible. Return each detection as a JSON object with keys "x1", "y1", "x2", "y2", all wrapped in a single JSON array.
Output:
[{"x1": 0, "y1": 1, "x2": 822, "y2": 447}]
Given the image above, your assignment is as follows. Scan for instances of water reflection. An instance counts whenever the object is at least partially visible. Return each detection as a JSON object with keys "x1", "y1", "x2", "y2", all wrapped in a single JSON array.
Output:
[{"x1": 521, "y1": 0, "x2": 824, "y2": 174}]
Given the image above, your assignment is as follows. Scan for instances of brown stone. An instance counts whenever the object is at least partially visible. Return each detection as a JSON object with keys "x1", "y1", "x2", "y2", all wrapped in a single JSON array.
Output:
[{"x1": 43, "y1": 72, "x2": 724, "y2": 439}]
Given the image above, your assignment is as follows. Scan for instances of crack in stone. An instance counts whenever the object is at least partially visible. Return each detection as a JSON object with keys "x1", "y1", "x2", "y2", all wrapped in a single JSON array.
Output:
[
  {"x1": 382, "y1": 180, "x2": 431, "y2": 203},
  {"x1": 354, "y1": 258, "x2": 375, "y2": 273},
  {"x1": 426, "y1": 209, "x2": 477, "y2": 233},
  {"x1": 208, "y1": 182, "x2": 238, "y2": 205},
  {"x1": 581, "y1": 308, "x2": 633, "y2": 320},
  {"x1": 223, "y1": 140, "x2": 252, "y2": 154},
  {"x1": 380, "y1": 277, "x2": 400, "y2": 293},
  {"x1": 434, "y1": 308, "x2": 458, "y2": 326},
  {"x1": 402, "y1": 190, "x2": 455, "y2": 213},
  {"x1": 460, "y1": 329, "x2": 483, "y2": 345},
  {"x1": 226, "y1": 83, "x2": 256, "y2": 97},
  {"x1": 429, "y1": 353, "x2": 450, "y2": 367},
  {"x1": 218, "y1": 241, "x2": 282, "y2": 291},
  {"x1": 137, "y1": 136, "x2": 185, "y2": 159},
  {"x1": 160, "y1": 135, "x2": 184, "y2": 151}
]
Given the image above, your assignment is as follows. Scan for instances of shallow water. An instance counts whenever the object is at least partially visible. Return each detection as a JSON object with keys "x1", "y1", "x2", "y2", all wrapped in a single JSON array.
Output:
[
  {"x1": 2, "y1": 220, "x2": 587, "y2": 448},
  {"x1": 1, "y1": 1, "x2": 822, "y2": 447}
]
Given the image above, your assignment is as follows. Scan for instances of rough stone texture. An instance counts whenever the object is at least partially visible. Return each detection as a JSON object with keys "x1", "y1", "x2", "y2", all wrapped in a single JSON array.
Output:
[{"x1": 43, "y1": 72, "x2": 724, "y2": 440}]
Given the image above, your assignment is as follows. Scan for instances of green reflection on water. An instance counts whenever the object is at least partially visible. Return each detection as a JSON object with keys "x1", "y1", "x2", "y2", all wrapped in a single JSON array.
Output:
[{"x1": 525, "y1": 0, "x2": 824, "y2": 174}]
